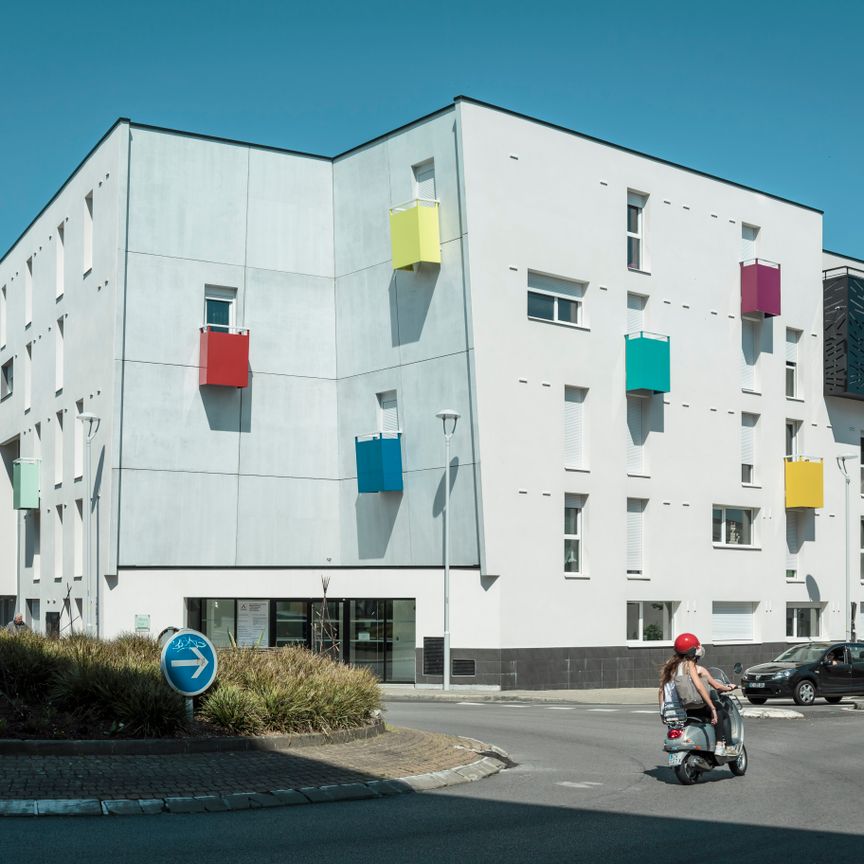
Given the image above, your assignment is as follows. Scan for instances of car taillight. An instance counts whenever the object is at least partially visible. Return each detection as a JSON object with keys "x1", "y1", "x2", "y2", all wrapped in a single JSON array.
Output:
[{"x1": 667, "y1": 728, "x2": 682, "y2": 739}]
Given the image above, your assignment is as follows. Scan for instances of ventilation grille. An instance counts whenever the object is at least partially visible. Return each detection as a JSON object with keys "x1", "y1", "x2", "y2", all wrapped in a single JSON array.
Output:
[
  {"x1": 452, "y1": 658, "x2": 476, "y2": 677},
  {"x1": 423, "y1": 637, "x2": 444, "y2": 675}
]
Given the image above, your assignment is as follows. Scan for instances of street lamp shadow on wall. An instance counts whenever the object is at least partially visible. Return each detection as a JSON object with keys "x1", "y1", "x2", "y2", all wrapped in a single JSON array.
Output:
[
  {"x1": 436, "y1": 409, "x2": 460, "y2": 692},
  {"x1": 76, "y1": 411, "x2": 100, "y2": 637}
]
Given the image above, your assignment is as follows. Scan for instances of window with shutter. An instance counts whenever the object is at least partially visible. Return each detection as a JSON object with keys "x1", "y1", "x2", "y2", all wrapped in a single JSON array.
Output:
[
  {"x1": 626, "y1": 396, "x2": 646, "y2": 474},
  {"x1": 626, "y1": 498, "x2": 646, "y2": 576},
  {"x1": 741, "y1": 319, "x2": 759, "y2": 391},
  {"x1": 741, "y1": 224, "x2": 758, "y2": 261},
  {"x1": 627, "y1": 293, "x2": 646, "y2": 334},
  {"x1": 786, "y1": 512, "x2": 799, "y2": 579},
  {"x1": 413, "y1": 161, "x2": 436, "y2": 201},
  {"x1": 564, "y1": 387, "x2": 585, "y2": 468},
  {"x1": 785, "y1": 328, "x2": 800, "y2": 398},
  {"x1": 377, "y1": 390, "x2": 399, "y2": 432},
  {"x1": 564, "y1": 494, "x2": 585, "y2": 576},
  {"x1": 712, "y1": 601, "x2": 756, "y2": 641},
  {"x1": 741, "y1": 413, "x2": 757, "y2": 483}
]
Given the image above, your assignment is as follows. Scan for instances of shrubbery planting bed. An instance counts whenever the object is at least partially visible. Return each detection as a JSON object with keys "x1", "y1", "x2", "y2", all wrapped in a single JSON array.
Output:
[{"x1": 0, "y1": 632, "x2": 380, "y2": 739}]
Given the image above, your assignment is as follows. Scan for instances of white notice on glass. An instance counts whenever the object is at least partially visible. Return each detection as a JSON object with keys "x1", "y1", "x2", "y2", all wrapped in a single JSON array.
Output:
[{"x1": 237, "y1": 600, "x2": 270, "y2": 647}]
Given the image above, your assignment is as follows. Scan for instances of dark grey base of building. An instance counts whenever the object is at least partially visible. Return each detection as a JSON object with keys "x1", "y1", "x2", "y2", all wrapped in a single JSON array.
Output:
[{"x1": 415, "y1": 643, "x2": 789, "y2": 690}]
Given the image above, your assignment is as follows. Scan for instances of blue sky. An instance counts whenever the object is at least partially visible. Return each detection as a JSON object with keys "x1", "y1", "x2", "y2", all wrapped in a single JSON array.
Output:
[{"x1": 1, "y1": 0, "x2": 862, "y2": 258}]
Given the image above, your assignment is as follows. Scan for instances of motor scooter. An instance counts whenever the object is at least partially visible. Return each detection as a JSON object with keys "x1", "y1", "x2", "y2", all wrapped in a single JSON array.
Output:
[{"x1": 662, "y1": 663, "x2": 747, "y2": 785}]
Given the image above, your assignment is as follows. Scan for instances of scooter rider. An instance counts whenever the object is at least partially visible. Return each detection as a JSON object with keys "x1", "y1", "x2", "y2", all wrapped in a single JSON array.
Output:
[
  {"x1": 659, "y1": 633, "x2": 733, "y2": 756},
  {"x1": 692, "y1": 643, "x2": 737, "y2": 756}
]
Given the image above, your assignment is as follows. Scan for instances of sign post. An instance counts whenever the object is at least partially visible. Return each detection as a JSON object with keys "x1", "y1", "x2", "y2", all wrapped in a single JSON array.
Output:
[{"x1": 160, "y1": 629, "x2": 218, "y2": 722}]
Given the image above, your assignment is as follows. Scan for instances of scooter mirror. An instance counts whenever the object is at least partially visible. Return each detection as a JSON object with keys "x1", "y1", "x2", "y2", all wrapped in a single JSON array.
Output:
[{"x1": 733, "y1": 662, "x2": 743, "y2": 675}]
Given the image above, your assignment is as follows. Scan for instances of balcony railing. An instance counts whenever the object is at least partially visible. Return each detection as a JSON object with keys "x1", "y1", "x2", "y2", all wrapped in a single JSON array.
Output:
[
  {"x1": 355, "y1": 432, "x2": 403, "y2": 493},
  {"x1": 625, "y1": 331, "x2": 670, "y2": 394},
  {"x1": 199, "y1": 325, "x2": 250, "y2": 388},
  {"x1": 389, "y1": 199, "x2": 441, "y2": 271},
  {"x1": 741, "y1": 258, "x2": 781, "y2": 318},
  {"x1": 784, "y1": 456, "x2": 823, "y2": 509},
  {"x1": 13, "y1": 458, "x2": 40, "y2": 510}
]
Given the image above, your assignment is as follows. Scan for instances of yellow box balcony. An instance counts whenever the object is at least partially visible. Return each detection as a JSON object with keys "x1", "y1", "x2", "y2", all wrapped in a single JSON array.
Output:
[
  {"x1": 389, "y1": 199, "x2": 441, "y2": 271},
  {"x1": 785, "y1": 457, "x2": 823, "y2": 509}
]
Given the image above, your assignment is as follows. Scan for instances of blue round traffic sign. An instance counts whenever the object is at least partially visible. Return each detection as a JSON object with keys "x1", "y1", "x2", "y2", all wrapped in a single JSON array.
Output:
[{"x1": 160, "y1": 629, "x2": 218, "y2": 697}]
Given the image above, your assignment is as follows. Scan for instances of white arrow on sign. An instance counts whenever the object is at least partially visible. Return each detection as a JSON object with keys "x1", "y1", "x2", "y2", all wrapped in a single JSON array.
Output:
[{"x1": 170, "y1": 646, "x2": 209, "y2": 679}]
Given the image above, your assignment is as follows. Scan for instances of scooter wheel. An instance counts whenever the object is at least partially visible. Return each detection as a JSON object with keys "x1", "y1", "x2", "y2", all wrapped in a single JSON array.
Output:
[
  {"x1": 729, "y1": 746, "x2": 748, "y2": 777},
  {"x1": 674, "y1": 755, "x2": 701, "y2": 785}
]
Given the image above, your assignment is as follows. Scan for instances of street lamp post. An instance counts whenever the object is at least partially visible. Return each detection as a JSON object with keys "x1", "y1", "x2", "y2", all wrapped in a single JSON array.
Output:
[
  {"x1": 836, "y1": 455, "x2": 857, "y2": 642},
  {"x1": 435, "y1": 409, "x2": 460, "y2": 691},
  {"x1": 77, "y1": 412, "x2": 100, "y2": 637}
]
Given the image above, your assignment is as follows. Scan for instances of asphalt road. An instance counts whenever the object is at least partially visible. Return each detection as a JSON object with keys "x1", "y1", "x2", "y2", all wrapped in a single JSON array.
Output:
[{"x1": 5, "y1": 699, "x2": 864, "y2": 864}]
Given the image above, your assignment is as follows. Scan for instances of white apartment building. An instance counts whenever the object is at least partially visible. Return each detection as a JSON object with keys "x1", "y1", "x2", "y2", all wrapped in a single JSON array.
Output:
[{"x1": 1, "y1": 97, "x2": 862, "y2": 688}]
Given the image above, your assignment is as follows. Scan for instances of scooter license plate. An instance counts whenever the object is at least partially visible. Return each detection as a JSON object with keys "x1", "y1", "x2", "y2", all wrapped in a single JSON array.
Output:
[{"x1": 667, "y1": 752, "x2": 685, "y2": 766}]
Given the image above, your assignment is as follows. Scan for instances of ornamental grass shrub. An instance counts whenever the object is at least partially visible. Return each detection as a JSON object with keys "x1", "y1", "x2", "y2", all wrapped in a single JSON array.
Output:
[{"x1": 0, "y1": 632, "x2": 380, "y2": 739}]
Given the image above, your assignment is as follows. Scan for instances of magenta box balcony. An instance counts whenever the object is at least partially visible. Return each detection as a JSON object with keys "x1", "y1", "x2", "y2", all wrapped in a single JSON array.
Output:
[{"x1": 741, "y1": 258, "x2": 781, "y2": 318}]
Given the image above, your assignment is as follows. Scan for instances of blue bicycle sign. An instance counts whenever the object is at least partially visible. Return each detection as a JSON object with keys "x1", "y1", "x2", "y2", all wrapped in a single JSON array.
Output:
[{"x1": 160, "y1": 629, "x2": 218, "y2": 697}]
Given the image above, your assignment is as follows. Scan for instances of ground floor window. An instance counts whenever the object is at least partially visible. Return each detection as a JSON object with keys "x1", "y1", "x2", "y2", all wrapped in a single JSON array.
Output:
[
  {"x1": 189, "y1": 596, "x2": 417, "y2": 684},
  {"x1": 786, "y1": 604, "x2": 821, "y2": 639},
  {"x1": 626, "y1": 601, "x2": 673, "y2": 642}
]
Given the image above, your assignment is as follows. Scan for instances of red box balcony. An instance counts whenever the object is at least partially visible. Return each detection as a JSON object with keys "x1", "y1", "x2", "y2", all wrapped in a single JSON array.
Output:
[
  {"x1": 741, "y1": 258, "x2": 781, "y2": 318},
  {"x1": 199, "y1": 326, "x2": 249, "y2": 388}
]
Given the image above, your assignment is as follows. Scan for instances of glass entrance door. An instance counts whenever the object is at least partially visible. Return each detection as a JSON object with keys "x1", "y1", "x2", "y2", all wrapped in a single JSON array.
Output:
[{"x1": 386, "y1": 600, "x2": 416, "y2": 683}]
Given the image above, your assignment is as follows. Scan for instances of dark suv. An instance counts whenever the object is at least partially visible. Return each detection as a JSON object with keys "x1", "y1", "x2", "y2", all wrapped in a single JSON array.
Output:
[{"x1": 741, "y1": 642, "x2": 864, "y2": 706}]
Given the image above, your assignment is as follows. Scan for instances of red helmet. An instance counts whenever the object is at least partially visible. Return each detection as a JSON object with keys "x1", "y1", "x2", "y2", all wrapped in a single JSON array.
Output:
[{"x1": 674, "y1": 633, "x2": 701, "y2": 657}]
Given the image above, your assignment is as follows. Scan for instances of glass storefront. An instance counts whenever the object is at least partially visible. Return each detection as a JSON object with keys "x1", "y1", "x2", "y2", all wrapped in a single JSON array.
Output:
[{"x1": 190, "y1": 596, "x2": 416, "y2": 683}]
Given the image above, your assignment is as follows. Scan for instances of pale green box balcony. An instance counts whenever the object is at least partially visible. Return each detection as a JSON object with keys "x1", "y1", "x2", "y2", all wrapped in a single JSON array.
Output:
[
  {"x1": 13, "y1": 458, "x2": 40, "y2": 510},
  {"x1": 389, "y1": 200, "x2": 441, "y2": 271},
  {"x1": 625, "y1": 332, "x2": 671, "y2": 394}
]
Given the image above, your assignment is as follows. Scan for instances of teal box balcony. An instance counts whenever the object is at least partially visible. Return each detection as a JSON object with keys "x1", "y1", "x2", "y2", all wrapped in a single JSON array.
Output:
[
  {"x1": 13, "y1": 458, "x2": 40, "y2": 510},
  {"x1": 355, "y1": 432, "x2": 403, "y2": 493},
  {"x1": 625, "y1": 332, "x2": 670, "y2": 394}
]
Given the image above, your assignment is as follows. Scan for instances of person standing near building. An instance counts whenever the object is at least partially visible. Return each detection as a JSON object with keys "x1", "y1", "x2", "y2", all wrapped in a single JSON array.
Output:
[{"x1": 5, "y1": 613, "x2": 30, "y2": 635}]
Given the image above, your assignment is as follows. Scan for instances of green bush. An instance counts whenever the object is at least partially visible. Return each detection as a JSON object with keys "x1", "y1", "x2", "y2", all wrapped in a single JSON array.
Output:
[{"x1": 198, "y1": 683, "x2": 266, "y2": 735}]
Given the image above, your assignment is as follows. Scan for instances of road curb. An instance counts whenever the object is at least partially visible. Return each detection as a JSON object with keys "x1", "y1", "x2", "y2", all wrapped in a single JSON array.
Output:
[
  {"x1": 0, "y1": 743, "x2": 510, "y2": 817},
  {"x1": 739, "y1": 706, "x2": 804, "y2": 719}
]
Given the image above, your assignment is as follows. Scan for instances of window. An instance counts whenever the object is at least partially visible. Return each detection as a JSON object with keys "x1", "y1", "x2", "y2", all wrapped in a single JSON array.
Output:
[
  {"x1": 786, "y1": 511, "x2": 800, "y2": 580},
  {"x1": 627, "y1": 601, "x2": 672, "y2": 642},
  {"x1": 56, "y1": 222, "x2": 65, "y2": 298},
  {"x1": 564, "y1": 387, "x2": 586, "y2": 468},
  {"x1": 527, "y1": 271, "x2": 585, "y2": 327},
  {"x1": 83, "y1": 192, "x2": 93, "y2": 274},
  {"x1": 626, "y1": 498, "x2": 646, "y2": 576},
  {"x1": 204, "y1": 286, "x2": 236, "y2": 332},
  {"x1": 786, "y1": 605, "x2": 821, "y2": 639},
  {"x1": 785, "y1": 328, "x2": 800, "y2": 398},
  {"x1": 712, "y1": 601, "x2": 756, "y2": 642},
  {"x1": 25, "y1": 257, "x2": 32, "y2": 327},
  {"x1": 1, "y1": 357, "x2": 13, "y2": 399},
  {"x1": 626, "y1": 191, "x2": 647, "y2": 270},
  {"x1": 741, "y1": 224, "x2": 759, "y2": 261},
  {"x1": 564, "y1": 494, "x2": 584, "y2": 575},
  {"x1": 33, "y1": 422, "x2": 42, "y2": 461},
  {"x1": 377, "y1": 390, "x2": 399, "y2": 432},
  {"x1": 54, "y1": 506, "x2": 63, "y2": 581},
  {"x1": 627, "y1": 292, "x2": 646, "y2": 333},
  {"x1": 413, "y1": 160, "x2": 436, "y2": 201},
  {"x1": 74, "y1": 499, "x2": 83, "y2": 579},
  {"x1": 55, "y1": 318, "x2": 64, "y2": 393},
  {"x1": 741, "y1": 412, "x2": 758, "y2": 483},
  {"x1": 24, "y1": 344, "x2": 32, "y2": 412},
  {"x1": 0, "y1": 284, "x2": 6, "y2": 347},
  {"x1": 741, "y1": 318, "x2": 760, "y2": 391},
  {"x1": 713, "y1": 506, "x2": 755, "y2": 546},
  {"x1": 74, "y1": 399, "x2": 84, "y2": 479},
  {"x1": 785, "y1": 420, "x2": 800, "y2": 459},
  {"x1": 54, "y1": 411, "x2": 63, "y2": 486},
  {"x1": 861, "y1": 516, "x2": 864, "y2": 582},
  {"x1": 26, "y1": 511, "x2": 41, "y2": 582},
  {"x1": 626, "y1": 395, "x2": 647, "y2": 474},
  {"x1": 860, "y1": 437, "x2": 864, "y2": 496}
]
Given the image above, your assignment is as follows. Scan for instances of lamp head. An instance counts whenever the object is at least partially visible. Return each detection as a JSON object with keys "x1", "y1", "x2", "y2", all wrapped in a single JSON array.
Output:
[
  {"x1": 76, "y1": 412, "x2": 100, "y2": 423},
  {"x1": 435, "y1": 409, "x2": 461, "y2": 422}
]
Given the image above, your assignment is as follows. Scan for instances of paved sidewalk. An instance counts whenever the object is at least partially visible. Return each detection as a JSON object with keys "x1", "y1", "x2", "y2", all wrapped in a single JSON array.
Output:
[
  {"x1": 0, "y1": 728, "x2": 510, "y2": 816},
  {"x1": 381, "y1": 685, "x2": 658, "y2": 704}
]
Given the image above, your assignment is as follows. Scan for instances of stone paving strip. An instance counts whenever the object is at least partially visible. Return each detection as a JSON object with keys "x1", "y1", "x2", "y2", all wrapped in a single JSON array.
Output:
[{"x1": 0, "y1": 728, "x2": 510, "y2": 817}]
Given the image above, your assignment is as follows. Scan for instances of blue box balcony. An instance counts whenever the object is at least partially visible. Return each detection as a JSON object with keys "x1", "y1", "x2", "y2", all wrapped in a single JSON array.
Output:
[
  {"x1": 355, "y1": 432, "x2": 403, "y2": 493},
  {"x1": 625, "y1": 332, "x2": 670, "y2": 394}
]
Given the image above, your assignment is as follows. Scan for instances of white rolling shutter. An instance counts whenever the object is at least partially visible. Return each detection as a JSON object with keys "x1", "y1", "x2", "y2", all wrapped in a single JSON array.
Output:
[
  {"x1": 413, "y1": 162, "x2": 436, "y2": 201},
  {"x1": 741, "y1": 413, "x2": 756, "y2": 466},
  {"x1": 741, "y1": 225, "x2": 758, "y2": 261},
  {"x1": 626, "y1": 396, "x2": 645, "y2": 473},
  {"x1": 378, "y1": 391, "x2": 399, "y2": 432},
  {"x1": 785, "y1": 329, "x2": 799, "y2": 362},
  {"x1": 786, "y1": 512, "x2": 799, "y2": 572},
  {"x1": 627, "y1": 293, "x2": 645, "y2": 334},
  {"x1": 564, "y1": 387, "x2": 585, "y2": 467},
  {"x1": 626, "y1": 499, "x2": 645, "y2": 574},
  {"x1": 741, "y1": 319, "x2": 758, "y2": 390},
  {"x1": 712, "y1": 602, "x2": 755, "y2": 641}
]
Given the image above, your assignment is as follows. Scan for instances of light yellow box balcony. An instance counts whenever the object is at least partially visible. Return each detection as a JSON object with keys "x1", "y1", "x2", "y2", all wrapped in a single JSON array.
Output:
[
  {"x1": 785, "y1": 457, "x2": 824, "y2": 509},
  {"x1": 389, "y1": 199, "x2": 441, "y2": 271}
]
